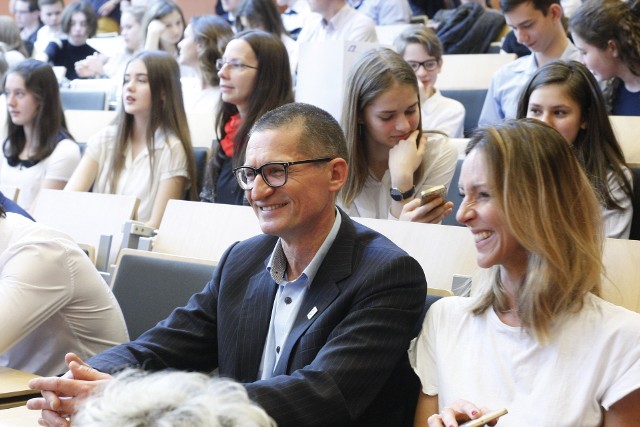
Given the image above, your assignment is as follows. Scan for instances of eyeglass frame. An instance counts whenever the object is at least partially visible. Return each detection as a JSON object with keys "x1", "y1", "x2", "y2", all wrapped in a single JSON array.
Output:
[
  {"x1": 233, "y1": 157, "x2": 333, "y2": 190},
  {"x1": 215, "y1": 58, "x2": 258, "y2": 72},
  {"x1": 406, "y1": 59, "x2": 440, "y2": 72}
]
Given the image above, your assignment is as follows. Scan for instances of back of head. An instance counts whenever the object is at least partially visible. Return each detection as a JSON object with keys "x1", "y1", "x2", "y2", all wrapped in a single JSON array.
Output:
[
  {"x1": 61, "y1": 2, "x2": 98, "y2": 38},
  {"x1": 190, "y1": 15, "x2": 233, "y2": 86},
  {"x1": 467, "y1": 119, "x2": 602, "y2": 341},
  {"x1": 251, "y1": 102, "x2": 348, "y2": 161},
  {"x1": 73, "y1": 369, "x2": 277, "y2": 427},
  {"x1": 3, "y1": 58, "x2": 66, "y2": 161},
  {"x1": 569, "y1": 0, "x2": 640, "y2": 76},
  {"x1": 516, "y1": 60, "x2": 630, "y2": 210},
  {"x1": 500, "y1": 0, "x2": 559, "y2": 15},
  {"x1": 0, "y1": 15, "x2": 28, "y2": 56},
  {"x1": 393, "y1": 25, "x2": 443, "y2": 60},
  {"x1": 236, "y1": 0, "x2": 286, "y2": 37},
  {"x1": 341, "y1": 47, "x2": 420, "y2": 207}
]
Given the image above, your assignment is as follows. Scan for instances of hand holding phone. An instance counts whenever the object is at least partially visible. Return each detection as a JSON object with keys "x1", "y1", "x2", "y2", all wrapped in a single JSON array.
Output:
[
  {"x1": 459, "y1": 408, "x2": 508, "y2": 427},
  {"x1": 418, "y1": 185, "x2": 447, "y2": 206}
]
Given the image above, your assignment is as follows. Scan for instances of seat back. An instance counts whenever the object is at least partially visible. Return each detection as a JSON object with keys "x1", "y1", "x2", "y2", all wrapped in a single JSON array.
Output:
[
  {"x1": 440, "y1": 89, "x2": 488, "y2": 136},
  {"x1": 64, "y1": 109, "x2": 117, "y2": 143},
  {"x1": 438, "y1": 53, "x2": 516, "y2": 90},
  {"x1": 60, "y1": 89, "x2": 109, "y2": 111},
  {"x1": 110, "y1": 249, "x2": 217, "y2": 340}
]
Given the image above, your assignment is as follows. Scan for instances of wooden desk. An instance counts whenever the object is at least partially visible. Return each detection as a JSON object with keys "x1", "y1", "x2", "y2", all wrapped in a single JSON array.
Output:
[
  {"x1": 0, "y1": 367, "x2": 40, "y2": 410},
  {"x1": 0, "y1": 404, "x2": 41, "y2": 426}
]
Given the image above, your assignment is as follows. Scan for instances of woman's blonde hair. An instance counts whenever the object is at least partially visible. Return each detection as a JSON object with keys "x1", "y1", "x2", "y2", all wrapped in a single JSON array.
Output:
[
  {"x1": 340, "y1": 47, "x2": 423, "y2": 208},
  {"x1": 468, "y1": 119, "x2": 603, "y2": 342}
]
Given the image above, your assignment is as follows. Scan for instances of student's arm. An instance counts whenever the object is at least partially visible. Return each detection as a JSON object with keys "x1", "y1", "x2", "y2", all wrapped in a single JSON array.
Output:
[
  {"x1": 144, "y1": 19, "x2": 167, "y2": 52},
  {"x1": 414, "y1": 393, "x2": 439, "y2": 427},
  {"x1": 146, "y1": 176, "x2": 186, "y2": 229},
  {"x1": 64, "y1": 155, "x2": 99, "y2": 192},
  {"x1": 604, "y1": 388, "x2": 640, "y2": 427}
]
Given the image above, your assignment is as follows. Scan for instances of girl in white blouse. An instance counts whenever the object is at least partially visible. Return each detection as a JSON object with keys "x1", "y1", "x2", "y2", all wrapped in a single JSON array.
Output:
[{"x1": 65, "y1": 51, "x2": 196, "y2": 228}]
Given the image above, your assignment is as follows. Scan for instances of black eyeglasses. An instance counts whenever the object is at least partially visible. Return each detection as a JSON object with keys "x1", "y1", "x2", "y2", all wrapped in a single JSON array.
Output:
[
  {"x1": 215, "y1": 58, "x2": 258, "y2": 72},
  {"x1": 233, "y1": 158, "x2": 333, "y2": 190},
  {"x1": 406, "y1": 59, "x2": 439, "y2": 72}
]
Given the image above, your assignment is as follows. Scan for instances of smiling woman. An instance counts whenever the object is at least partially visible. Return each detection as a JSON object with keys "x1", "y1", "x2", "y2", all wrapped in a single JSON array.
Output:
[
  {"x1": 410, "y1": 119, "x2": 640, "y2": 427},
  {"x1": 339, "y1": 47, "x2": 457, "y2": 224}
]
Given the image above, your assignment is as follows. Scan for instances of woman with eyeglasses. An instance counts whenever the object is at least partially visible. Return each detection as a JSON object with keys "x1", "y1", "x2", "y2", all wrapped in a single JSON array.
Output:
[
  {"x1": 339, "y1": 47, "x2": 458, "y2": 223},
  {"x1": 394, "y1": 26, "x2": 465, "y2": 138},
  {"x1": 200, "y1": 30, "x2": 293, "y2": 205},
  {"x1": 1, "y1": 59, "x2": 80, "y2": 212}
]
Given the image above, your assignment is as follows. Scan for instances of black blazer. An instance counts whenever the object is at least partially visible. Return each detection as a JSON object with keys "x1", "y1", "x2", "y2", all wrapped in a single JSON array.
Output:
[{"x1": 89, "y1": 210, "x2": 427, "y2": 426}]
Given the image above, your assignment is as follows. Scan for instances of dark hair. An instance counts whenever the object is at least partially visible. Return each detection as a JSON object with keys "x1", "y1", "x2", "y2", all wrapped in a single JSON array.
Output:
[
  {"x1": 500, "y1": 0, "x2": 559, "y2": 15},
  {"x1": 61, "y1": 2, "x2": 98, "y2": 38},
  {"x1": 38, "y1": 0, "x2": 63, "y2": 7},
  {"x1": 190, "y1": 15, "x2": 233, "y2": 87},
  {"x1": 3, "y1": 59, "x2": 72, "y2": 164},
  {"x1": 516, "y1": 60, "x2": 632, "y2": 211},
  {"x1": 251, "y1": 103, "x2": 348, "y2": 160},
  {"x1": 569, "y1": 0, "x2": 640, "y2": 77},
  {"x1": 215, "y1": 30, "x2": 293, "y2": 167},
  {"x1": 17, "y1": 0, "x2": 40, "y2": 12},
  {"x1": 110, "y1": 51, "x2": 197, "y2": 200},
  {"x1": 235, "y1": 0, "x2": 286, "y2": 37}
]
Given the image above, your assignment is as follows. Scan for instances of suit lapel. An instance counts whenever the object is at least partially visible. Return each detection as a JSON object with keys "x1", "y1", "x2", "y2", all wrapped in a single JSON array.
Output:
[
  {"x1": 235, "y1": 270, "x2": 278, "y2": 382},
  {"x1": 273, "y1": 210, "x2": 356, "y2": 375}
]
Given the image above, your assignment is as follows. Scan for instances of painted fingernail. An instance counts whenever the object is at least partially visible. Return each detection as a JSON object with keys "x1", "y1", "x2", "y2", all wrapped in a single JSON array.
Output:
[{"x1": 472, "y1": 410, "x2": 478, "y2": 416}]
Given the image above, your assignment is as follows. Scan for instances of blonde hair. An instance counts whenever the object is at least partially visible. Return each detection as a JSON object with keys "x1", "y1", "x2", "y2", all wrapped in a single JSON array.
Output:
[
  {"x1": 467, "y1": 119, "x2": 603, "y2": 342},
  {"x1": 340, "y1": 47, "x2": 423, "y2": 208}
]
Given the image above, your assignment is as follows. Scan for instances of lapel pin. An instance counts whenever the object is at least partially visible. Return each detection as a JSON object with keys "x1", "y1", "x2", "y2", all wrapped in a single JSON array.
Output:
[{"x1": 307, "y1": 306, "x2": 318, "y2": 320}]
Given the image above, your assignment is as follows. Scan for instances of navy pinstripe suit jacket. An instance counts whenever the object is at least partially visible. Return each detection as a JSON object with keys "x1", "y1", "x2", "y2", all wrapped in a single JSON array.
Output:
[{"x1": 89, "y1": 210, "x2": 427, "y2": 426}]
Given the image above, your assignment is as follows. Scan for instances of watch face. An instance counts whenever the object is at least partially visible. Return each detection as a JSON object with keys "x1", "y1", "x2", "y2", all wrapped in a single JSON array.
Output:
[{"x1": 390, "y1": 186, "x2": 415, "y2": 201}]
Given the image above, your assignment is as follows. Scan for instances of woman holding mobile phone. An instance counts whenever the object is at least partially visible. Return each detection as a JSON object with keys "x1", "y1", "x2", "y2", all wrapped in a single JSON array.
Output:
[
  {"x1": 411, "y1": 120, "x2": 640, "y2": 426},
  {"x1": 339, "y1": 47, "x2": 457, "y2": 222}
]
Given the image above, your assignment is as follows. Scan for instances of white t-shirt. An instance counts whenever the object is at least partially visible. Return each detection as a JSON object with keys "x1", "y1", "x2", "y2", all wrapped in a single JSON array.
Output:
[
  {"x1": 0, "y1": 213, "x2": 129, "y2": 376},
  {"x1": 86, "y1": 126, "x2": 190, "y2": 223},
  {"x1": 340, "y1": 133, "x2": 458, "y2": 219},
  {"x1": 297, "y1": 4, "x2": 377, "y2": 43},
  {"x1": 0, "y1": 139, "x2": 81, "y2": 210},
  {"x1": 409, "y1": 294, "x2": 640, "y2": 427},
  {"x1": 422, "y1": 89, "x2": 465, "y2": 138}
]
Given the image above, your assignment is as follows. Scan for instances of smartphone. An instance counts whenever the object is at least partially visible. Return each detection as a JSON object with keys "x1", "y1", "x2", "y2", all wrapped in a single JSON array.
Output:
[
  {"x1": 459, "y1": 408, "x2": 508, "y2": 427},
  {"x1": 418, "y1": 185, "x2": 447, "y2": 206}
]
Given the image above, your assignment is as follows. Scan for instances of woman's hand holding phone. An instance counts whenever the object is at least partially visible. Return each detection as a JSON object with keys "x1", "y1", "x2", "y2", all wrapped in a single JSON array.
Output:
[{"x1": 428, "y1": 399, "x2": 506, "y2": 427}]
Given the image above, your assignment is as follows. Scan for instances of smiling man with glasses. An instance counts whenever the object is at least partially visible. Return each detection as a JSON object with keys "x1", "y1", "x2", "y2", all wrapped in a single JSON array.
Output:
[{"x1": 29, "y1": 103, "x2": 427, "y2": 427}]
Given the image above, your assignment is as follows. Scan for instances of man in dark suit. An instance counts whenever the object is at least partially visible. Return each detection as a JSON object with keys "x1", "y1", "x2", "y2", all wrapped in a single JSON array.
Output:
[{"x1": 28, "y1": 103, "x2": 427, "y2": 426}]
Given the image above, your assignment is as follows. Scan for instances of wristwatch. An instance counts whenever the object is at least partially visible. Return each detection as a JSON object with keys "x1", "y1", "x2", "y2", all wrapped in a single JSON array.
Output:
[{"x1": 390, "y1": 186, "x2": 415, "y2": 201}]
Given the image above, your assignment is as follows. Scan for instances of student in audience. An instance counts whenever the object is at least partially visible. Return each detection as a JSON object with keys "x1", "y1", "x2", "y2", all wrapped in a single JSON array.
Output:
[
  {"x1": 178, "y1": 15, "x2": 233, "y2": 116},
  {"x1": 200, "y1": 30, "x2": 293, "y2": 205},
  {"x1": 349, "y1": 0, "x2": 412, "y2": 25},
  {"x1": 340, "y1": 47, "x2": 457, "y2": 222},
  {"x1": 235, "y1": 0, "x2": 297, "y2": 74},
  {"x1": 277, "y1": 0, "x2": 311, "y2": 40},
  {"x1": 394, "y1": 26, "x2": 465, "y2": 138},
  {"x1": 0, "y1": 16, "x2": 28, "y2": 67},
  {"x1": 81, "y1": 0, "x2": 121, "y2": 34},
  {"x1": 14, "y1": 0, "x2": 42, "y2": 57},
  {"x1": 75, "y1": 6, "x2": 144, "y2": 79},
  {"x1": 296, "y1": 0, "x2": 377, "y2": 44},
  {"x1": 517, "y1": 60, "x2": 633, "y2": 239},
  {"x1": 65, "y1": 51, "x2": 197, "y2": 228},
  {"x1": 1, "y1": 59, "x2": 80, "y2": 211},
  {"x1": 74, "y1": 369, "x2": 276, "y2": 427},
  {"x1": 410, "y1": 119, "x2": 640, "y2": 427},
  {"x1": 141, "y1": 0, "x2": 185, "y2": 60},
  {"x1": 33, "y1": 0, "x2": 65, "y2": 58},
  {"x1": 40, "y1": 1, "x2": 99, "y2": 80},
  {"x1": 478, "y1": 0, "x2": 580, "y2": 126},
  {"x1": 569, "y1": 0, "x2": 640, "y2": 116},
  {"x1": 0, "y1": 202, "x2": 128, "y2": 377},
  {"x1": 219, "y1": 0, "x2": 242, "y2": 27}
]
